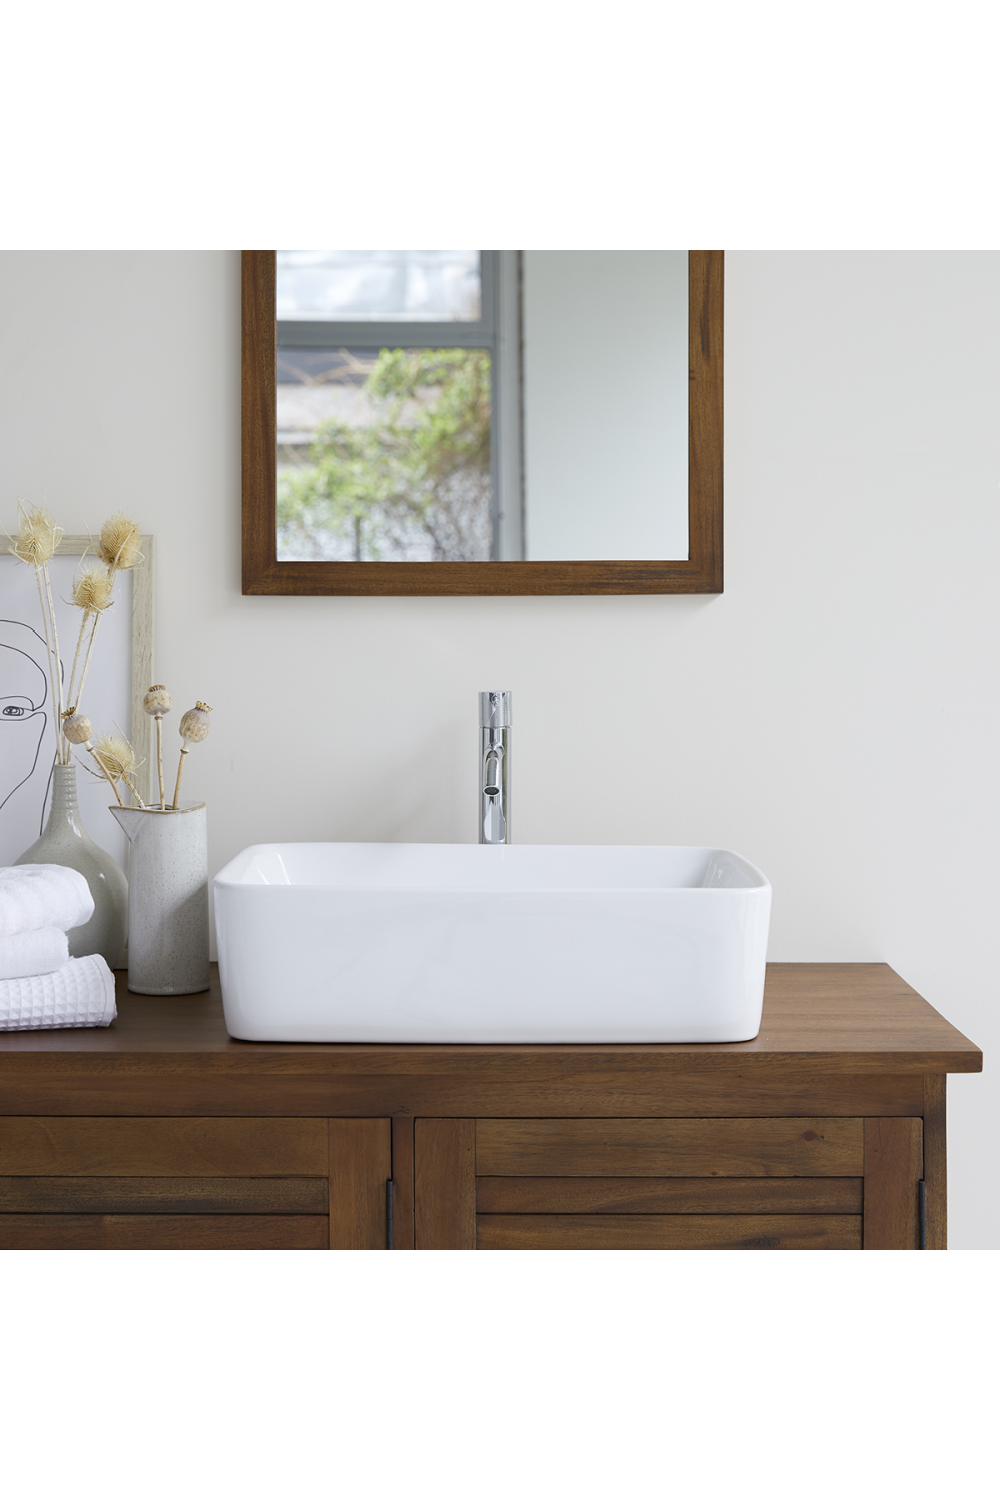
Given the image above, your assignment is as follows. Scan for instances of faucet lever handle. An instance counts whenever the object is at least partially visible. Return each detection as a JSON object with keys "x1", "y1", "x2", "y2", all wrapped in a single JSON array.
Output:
[{"x1": 479, "y1": 690, "x2": 513, "y2": 729}]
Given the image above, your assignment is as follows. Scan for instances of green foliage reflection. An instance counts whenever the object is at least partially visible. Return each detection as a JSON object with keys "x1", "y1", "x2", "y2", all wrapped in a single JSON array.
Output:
[{"x1": 278, "y1": 348, "x2": 492, "y2": 562}]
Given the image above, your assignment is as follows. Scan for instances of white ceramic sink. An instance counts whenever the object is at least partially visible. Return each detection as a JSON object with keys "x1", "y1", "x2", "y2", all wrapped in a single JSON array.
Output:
[{"x1": 213, "y1": 843, "x2": 771, "y2": 1044}]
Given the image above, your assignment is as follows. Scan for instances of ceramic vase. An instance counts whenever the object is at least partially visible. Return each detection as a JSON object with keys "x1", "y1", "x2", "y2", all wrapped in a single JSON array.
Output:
[
  {"x1": 109, "y1": 803, "x2": 209, "y2": 995},
  {"x1": 14, "y1": 762, "x2": 128, "y2": 968}
]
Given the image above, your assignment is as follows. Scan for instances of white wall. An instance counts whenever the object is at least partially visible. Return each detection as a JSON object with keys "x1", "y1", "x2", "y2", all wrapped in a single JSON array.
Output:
[
  {"x1": 522, "y1": 250, "x2": 689, "y2": 560},
  {"x1": 1, "y1": 250, "x2": 997, "y2": 1247}
]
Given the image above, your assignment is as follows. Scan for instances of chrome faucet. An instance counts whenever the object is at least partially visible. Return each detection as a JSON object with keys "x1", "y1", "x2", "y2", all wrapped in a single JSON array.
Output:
[{"x1": 479, "y1": 691, "x2": 512, "y2": 845}]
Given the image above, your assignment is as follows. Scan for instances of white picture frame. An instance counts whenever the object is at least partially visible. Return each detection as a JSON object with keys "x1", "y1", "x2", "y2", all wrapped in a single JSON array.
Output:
[{"x1": 1, "y1": 534, "x2": 154, "y2": 868}]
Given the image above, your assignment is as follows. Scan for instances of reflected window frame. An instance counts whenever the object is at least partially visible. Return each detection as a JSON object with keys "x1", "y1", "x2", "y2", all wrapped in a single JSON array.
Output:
[
  {"x1": 274, "y1": 251, "x2": 522, "y2": 565},
  {"x1": 242, "y1": 250, "x2": 723, "y2": 596}
]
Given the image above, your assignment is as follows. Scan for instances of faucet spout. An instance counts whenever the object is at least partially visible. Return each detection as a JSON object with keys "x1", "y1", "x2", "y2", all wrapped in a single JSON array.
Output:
[
  {"x1": 479, "y1": 691, "x2": 512, "y2": 845},
  {"x1": 483, "y1": 745, "x2": 502, "y2": 798}
]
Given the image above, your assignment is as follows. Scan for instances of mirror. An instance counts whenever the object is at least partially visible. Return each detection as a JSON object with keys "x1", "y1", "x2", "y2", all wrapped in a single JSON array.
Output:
[{"x1": 242, "y1": 251, "x2": 722, "y2": 595}]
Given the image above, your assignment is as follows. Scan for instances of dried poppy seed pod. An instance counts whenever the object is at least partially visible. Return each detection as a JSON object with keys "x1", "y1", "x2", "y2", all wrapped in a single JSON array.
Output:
[
  {"x1": 179, "y1": 702, "x2": 212, "y2": 745},
  {"x1": 143, "y1": 685, "x2": 172, "y2": 716},
  {"x1": 172, "y1": 702, "x2": 212, "y2": 809},
  {"x1": 61, "y1": 709, "x2": 93, "y2": 745},
  {"x1": 143, "y1": 685, "x2": 172, "y2": 806}
]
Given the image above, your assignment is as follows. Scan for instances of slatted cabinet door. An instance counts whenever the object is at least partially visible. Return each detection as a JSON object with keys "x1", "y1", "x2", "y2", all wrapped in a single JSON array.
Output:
[
  {"x1": 0, "y1": 1117, "x2": 393, "y2": 1250},
  {"x1": 476, "y1": 1118, "x2": 864, "y2": 1250},
  {"x1": 413, "y1": 1118, "x2": 925, "y2": 1250}
]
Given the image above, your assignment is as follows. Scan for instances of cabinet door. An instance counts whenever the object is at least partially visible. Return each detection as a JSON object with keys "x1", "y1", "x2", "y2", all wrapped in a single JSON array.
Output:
[
  {"x1": 0, "y1": 1116, "x2": 392, "y2": 1250},
  {"x1": 414, "y1": 1117, "x2": 926, "y2": 1250},
  {"x1": 329, "y1": 1118, "x2": 392, "y2": 1249}
]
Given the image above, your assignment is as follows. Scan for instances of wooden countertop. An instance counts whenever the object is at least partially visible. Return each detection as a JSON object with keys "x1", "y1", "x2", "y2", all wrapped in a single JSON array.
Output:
[{"x1": 0, "y1": 963, "x2": 982, "y2": 1079}]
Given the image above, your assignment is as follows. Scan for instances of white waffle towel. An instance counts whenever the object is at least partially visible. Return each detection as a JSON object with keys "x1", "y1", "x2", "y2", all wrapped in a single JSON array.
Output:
[
  {"x1": 0, "y1": 865, "x2": 95, "y2": 938},
  {"x1": 0, "y1": 927, "x2": 69, "y2": 980},
  {"x1": 0, "y1": 954, "x2": 117, "y2": 1031}
]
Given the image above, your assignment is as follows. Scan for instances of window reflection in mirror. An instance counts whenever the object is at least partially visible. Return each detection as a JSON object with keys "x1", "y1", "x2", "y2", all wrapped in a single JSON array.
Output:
[
  {"x1": 277, "y1": 250, "x2": 496, "y2": 563},
  {"x1": 274, "y1": 250, "x2": 689, "y2": 565},
  {"x1": 277, "y1": 249, "x2": 482, "y2": 323}
]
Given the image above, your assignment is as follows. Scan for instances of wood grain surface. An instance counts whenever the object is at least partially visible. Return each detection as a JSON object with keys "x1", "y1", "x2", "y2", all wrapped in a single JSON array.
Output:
[
  {"x1": 241, "y1": 249, "x2": 277, "y2": 596},
  {"x1": 329, "y1": 1118, "x2": 391, "y2": 1249},
  {"x1": 391, "y1": 1115, "x2": 415, "y2": 1250},
  {"x1": 0, "y1": 965, "x2": 978, "y2": 1078},
  {"x1": 414, "y1": 1119, "x2": 475, "y2": 1249},
  {"x1": 476, "y1": 1118, "x2": 865, "y2": 1178},
  {"x1": 0, "y1": 1067, "x2": 929, "y2": 1121},
  {"x1": 923, "y1": 1074, "x2": 947, "y2": 1249},
  {"x1": 0, "y1": 1117, "x2": 328, "y2": 1175},
  {"x1": 476, "y1": 1176, "x2": 864, "y2": 1215},
  {"x1": 0, "y1": 1177, "x2": 328, "y2": 1214},
  {"x1": 688, "y1": 248, "x2": 723, "y2": 593},
  {"x1": 863, "y1": 1117, "x2": 924, "y2": 1250},
  {"x1": 476, "y1": 1215, "x2": 862, "y2": 1251},
  {"x1": 0, "y1": 1214, "x2": 328, "y2": 1249}
]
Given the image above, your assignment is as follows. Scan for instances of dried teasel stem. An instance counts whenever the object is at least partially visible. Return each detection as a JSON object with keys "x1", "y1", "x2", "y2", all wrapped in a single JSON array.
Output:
[
  {"x1": 9, "y1": 503, "x2": 66, "y2": 763},
  {"x1": 72, "y1": 612, "x2": 103, "y2": 728},
  {"x1": 41, "y1": 561, "x2": 66, "y2": 752},
  {"x1": 33, "y1": 565, "x2": 62, "y2": 756},
  {"x1": 171, "y1": 701, "x2": 211, "y2": 810},
  {"x1": 92, "y1": 749, "x2": 126, "y2": 808},
  {"x1": 108, "y1": 724, "x2": 146, "y2": 809},
  {"x1": 143, "y1": 685, "x2": 173, "y2": 809},
  {"x1": 118, "y1": 770, "x2": 146, "y2": 808},
  {"x1": 90, "y1": 732, "x2": 143, "y2": 811},
  {"x1": 65, "y1": 620, "x2": 88, "y2": 725},
  {"x1": 65, "y1": 515, "x2": 141, "y2": 756},
  {"x1": 42, "y1": 583, "x2": 66, "y2": 764},
  {"x1": 9, "y1": 506, "x2": 144, "y2": 772},
  {"x1": 66, "y1": 562, "x2": 115, "y2": 720}
]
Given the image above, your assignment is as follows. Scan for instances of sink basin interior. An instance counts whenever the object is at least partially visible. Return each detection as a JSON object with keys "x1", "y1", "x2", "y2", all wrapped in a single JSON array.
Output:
[{"x1": 222, "y1": 841, "x2": 764, "y2": 893}]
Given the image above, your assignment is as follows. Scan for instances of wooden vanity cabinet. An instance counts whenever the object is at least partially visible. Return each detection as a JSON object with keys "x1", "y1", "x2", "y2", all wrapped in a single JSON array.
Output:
[{"x1": 0, "y1": 964, "x2": 980, "y2": 1251}]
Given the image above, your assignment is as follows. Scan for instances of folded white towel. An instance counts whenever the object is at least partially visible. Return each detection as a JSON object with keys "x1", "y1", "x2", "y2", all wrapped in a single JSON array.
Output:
[
  {"x1": 0, "y1": 953, "x2": 117, "y2": 1031},
  {"x1": 0, "y1": 864, "x2": 95, "y2": 938},
  {"x1": 0, "y1": 927, "x2": 70, "y2": 980}
]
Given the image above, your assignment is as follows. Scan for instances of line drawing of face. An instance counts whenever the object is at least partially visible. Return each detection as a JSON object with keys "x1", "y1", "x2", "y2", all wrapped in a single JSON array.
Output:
[{"x1": 0, "y1": 619, "x2": 50, "y2": 815}]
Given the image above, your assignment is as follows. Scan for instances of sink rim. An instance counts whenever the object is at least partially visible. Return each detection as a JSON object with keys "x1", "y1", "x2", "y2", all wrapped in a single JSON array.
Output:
[{"x1": 214, "y1": 841, "x2": 771, "y2": 896}]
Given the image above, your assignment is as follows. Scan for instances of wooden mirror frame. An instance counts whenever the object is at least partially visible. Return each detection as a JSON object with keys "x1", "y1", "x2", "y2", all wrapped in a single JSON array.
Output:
[{"x1": 242, "y1": 250, "x2": 723, "y2": 596}]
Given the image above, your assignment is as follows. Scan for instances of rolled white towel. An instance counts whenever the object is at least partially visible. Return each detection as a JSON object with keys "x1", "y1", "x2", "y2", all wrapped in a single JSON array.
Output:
[
  {"x1": 0, "y1": 864, "x2": 95, "y2": 938},
  {"x1": 0, "y1": 927, "x2": 70, "y2": 980},
  {"x1": 0, "y1": 953, "x2": 117, "y2": 1031}
]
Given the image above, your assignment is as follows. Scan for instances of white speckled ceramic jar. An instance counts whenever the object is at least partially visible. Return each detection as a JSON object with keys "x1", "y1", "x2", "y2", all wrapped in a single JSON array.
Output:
[{"x1": 110, "y1": 803, "x2": 209, "y2": 994}]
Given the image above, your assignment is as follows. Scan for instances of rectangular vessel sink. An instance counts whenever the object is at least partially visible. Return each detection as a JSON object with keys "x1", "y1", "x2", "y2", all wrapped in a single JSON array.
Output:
[{"x1": 213, "y1": 843, "x2": 771, "y2": 1044}]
